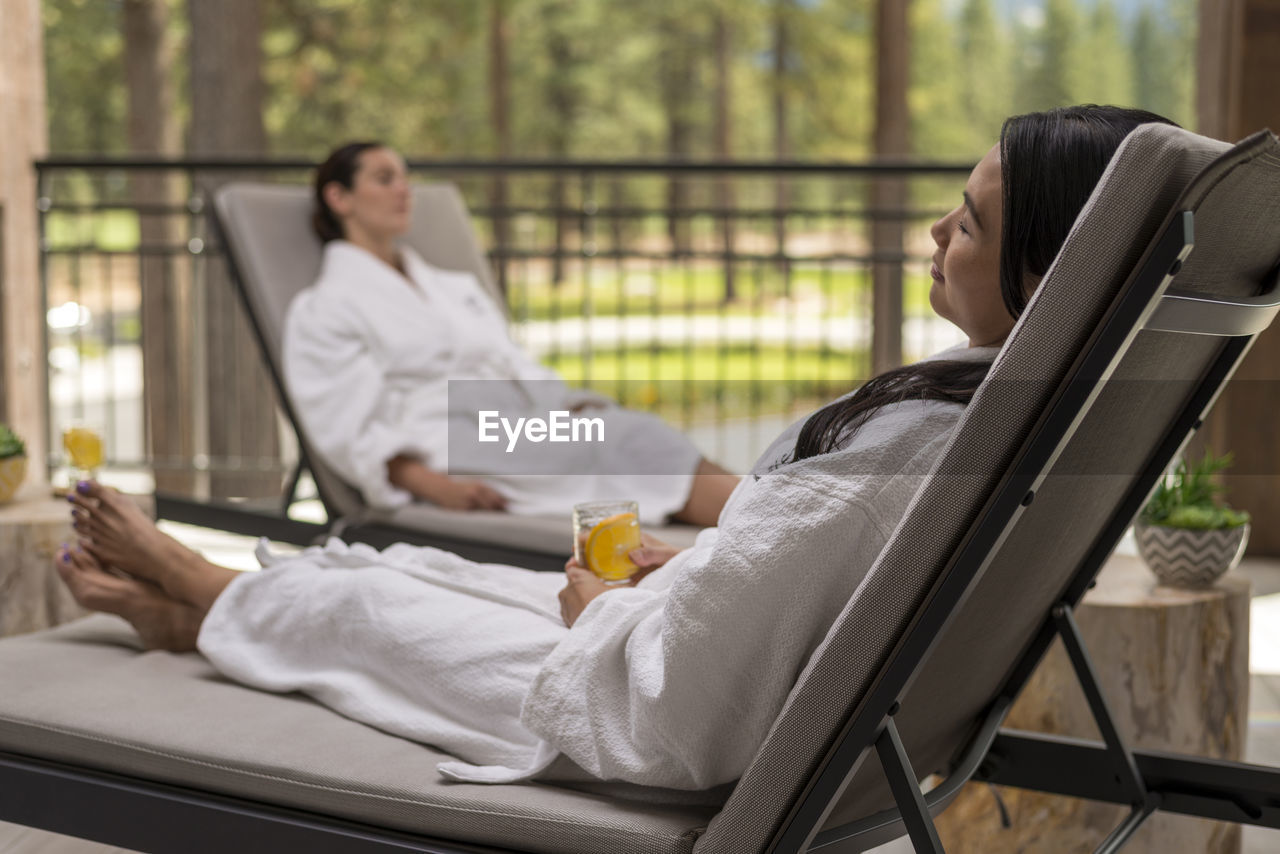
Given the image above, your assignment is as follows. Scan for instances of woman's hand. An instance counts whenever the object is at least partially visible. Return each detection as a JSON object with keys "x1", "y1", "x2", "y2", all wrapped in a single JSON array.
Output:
[
  {"x1": 627, "y1": 532, "x2": 682, "y2": 584},
  {"x1": 428, "y1": 478, "x2": 508, "y2": 511},
  {"x1": 559, "y1": 533, "x2": 687, "y2": 627},
  {"x1": 388, "y1": 456, "x2": 507, "y2": 511},
  {"x1": 558, "y1": 557, "x2": 612, "y2": 628}
]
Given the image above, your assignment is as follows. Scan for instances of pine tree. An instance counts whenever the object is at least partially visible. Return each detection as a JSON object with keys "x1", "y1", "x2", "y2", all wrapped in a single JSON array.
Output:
[
  {"x1": 1080, "y1": 0, "x2": 1133, "y2": 108},
  {"x1": 956, "y1": 0, "x2": 1010, "y2": 155},
  {"x1": 1131, "y1": 6, "x2": 1180, "y2": 122},
  {"x1": 1016, "y1": 0, "x2": 1084, "y2": 112}
]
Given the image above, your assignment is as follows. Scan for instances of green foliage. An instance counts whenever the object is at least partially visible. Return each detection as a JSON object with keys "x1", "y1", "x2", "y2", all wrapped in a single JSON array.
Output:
[
  {"x1": 43, "y1": 0, "x2": 1201, "y2": 160},
  {"x1": 1079, "y1": 0, "x2": 1134, "y2": 108},
  {"x1": 0, "y1": 425, "x2": 25, "y2": 460},
  {"x1": 44, "y1": 0, "x2": 127, "y2": 154},
  {"x1": 1130, "y1": 3, "x2": 1195, "y2": 128},
  {"x1": 1140, "y1": 452, "x2": 1251, "y2": 531}
]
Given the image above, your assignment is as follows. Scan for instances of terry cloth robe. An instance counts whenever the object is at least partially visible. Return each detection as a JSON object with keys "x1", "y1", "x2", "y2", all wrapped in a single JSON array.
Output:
[
  {"x1": 282, "y1": 240, "x2": 701, "y2": 522},
  {"x1": 197, "y1": 344, "x2": 996, "y2": 794}
]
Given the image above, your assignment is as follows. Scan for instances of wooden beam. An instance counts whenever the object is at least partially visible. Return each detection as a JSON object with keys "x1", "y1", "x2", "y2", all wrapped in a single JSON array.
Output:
[
  {"x1": 1196, "y1": 0, "x2": 1280, "y2": 555},
  {"x1": 0, "y1": 0, "x2": 48, "y2": 480}
]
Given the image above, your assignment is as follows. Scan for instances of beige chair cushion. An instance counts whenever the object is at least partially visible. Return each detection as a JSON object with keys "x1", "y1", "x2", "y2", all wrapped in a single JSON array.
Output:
[{"x1": 0, "y1": 615, "x2": 717, "y2": 854}]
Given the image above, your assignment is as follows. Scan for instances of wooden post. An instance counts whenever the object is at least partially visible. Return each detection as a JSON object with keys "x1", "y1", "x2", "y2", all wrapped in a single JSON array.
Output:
[
  {"x1": 871, "y1": 0, "x2": 909, "y2": 375},
  {"x1": 1195, "y1": 0, "x2": 1280, "y2": 556},
  {"x1": 0, "y1": 0, "x2": 49, "y2": 481}
]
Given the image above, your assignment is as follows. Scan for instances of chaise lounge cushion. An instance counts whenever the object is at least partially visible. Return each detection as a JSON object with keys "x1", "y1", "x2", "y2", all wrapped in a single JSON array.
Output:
[{"x1": 0, "y1": 615, "x2": 717, "y2": 854}]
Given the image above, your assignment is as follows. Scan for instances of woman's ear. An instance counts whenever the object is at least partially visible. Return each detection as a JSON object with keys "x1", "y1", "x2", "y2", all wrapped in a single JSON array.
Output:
[{"x1": 322, "y1": 181, "x2": 350, "y2": 219}]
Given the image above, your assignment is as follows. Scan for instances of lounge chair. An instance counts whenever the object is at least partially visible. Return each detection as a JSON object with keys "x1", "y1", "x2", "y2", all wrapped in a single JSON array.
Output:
[
  {"x1": 181, "y1": 180, "x2": 701, "y2": 570},
  {"x1": 2, "y1": 124, "x2": 1280, "y2": 853}
]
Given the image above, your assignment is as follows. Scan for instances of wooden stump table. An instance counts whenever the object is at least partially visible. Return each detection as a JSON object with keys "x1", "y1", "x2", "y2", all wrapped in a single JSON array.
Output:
[
  {"x1": 936, "y1": 553, "x2": 1251, "y2": 853},
  {"x1": 0, "y1": 482, "x2": 86, "y2": 637}
]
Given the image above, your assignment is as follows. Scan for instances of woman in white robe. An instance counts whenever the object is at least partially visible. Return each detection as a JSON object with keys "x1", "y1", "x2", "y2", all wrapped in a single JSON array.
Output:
[
  {"x1": 58, "y1": 106, "x2": 1175, "y2": 793},
  {"x1": 284, "y1": 143, "x2": 739, "y2": 525}
]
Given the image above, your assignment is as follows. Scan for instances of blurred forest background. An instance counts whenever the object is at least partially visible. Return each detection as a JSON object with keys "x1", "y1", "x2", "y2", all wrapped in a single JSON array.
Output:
[
  {"x1": 35, "y1": 0, "x2": 1201, "y2": 489},
  {"x1": 44, "y1": 0, "x2": 1197, "y2": 163}
]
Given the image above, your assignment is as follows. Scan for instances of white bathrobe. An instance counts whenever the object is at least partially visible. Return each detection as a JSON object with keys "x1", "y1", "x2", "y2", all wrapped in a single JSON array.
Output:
[
  {"x1": 282, "y1": 241, "x2": 701, "y2": 522},
  {"x1": 198, "y1": 344, "x2": 996, "y2": 793}
]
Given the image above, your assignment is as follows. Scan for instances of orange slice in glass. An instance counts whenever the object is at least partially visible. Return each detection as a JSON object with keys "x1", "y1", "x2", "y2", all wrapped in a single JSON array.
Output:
[{"x1": 584, "y1": 511, "x2": 641, "y2": 583}]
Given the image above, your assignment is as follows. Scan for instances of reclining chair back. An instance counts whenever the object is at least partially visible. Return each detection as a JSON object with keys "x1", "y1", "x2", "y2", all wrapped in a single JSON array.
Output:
[
  {"x1": 697, "y1": 125, "x2": 1280, "y2": 852},
  {"x1": 212, "y1": 182, "x2": 503, "y2": 528}
]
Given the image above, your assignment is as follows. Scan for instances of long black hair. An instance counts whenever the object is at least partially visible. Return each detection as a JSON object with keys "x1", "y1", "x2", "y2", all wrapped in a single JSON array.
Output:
[
  {"x1": 785, "y1": 105, "x2": 1178, "y2": 464},
  {"x1": 312, "y1": 141, "x2": 384, "y2": 243}
]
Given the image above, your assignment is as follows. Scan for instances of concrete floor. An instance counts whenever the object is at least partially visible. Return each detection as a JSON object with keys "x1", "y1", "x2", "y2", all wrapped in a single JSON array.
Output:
[{"x1": 2, "y1": 534, "x2": 1279, "y2": 853}]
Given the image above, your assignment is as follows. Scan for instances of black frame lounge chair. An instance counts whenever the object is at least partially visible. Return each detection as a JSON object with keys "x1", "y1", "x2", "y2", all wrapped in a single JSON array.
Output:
[
  {"x1": 2, "y1": 124, "x2": 1280, "y2": 853},
  {"x1": 166, "y1": 181, "x2": 701, "y2": 571}
]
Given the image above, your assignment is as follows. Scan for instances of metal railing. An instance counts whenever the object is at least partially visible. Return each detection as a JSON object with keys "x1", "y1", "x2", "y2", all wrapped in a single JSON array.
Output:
[{"x1": 37, "y1": 157, "x2": 972, "y2": 499}]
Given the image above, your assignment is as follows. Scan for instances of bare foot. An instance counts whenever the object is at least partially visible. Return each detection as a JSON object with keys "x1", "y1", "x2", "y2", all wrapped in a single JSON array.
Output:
[
  {"x1": 55, "y1": 544, "x2": 204, "y2": 652},
  {"x1": 68, "y1": 481, "x2": 241, "y2": 611}
]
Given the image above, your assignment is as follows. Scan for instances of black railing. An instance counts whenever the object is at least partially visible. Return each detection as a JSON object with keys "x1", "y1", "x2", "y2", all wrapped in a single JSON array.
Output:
[{"x1": 37, "y1": 157, "x2": 972, "y2": 500}]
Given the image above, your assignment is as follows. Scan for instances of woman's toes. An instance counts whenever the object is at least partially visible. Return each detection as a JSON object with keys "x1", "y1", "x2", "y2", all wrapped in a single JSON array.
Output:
[
  {"x1": 62, "y1": 547, "x2": 133, "y2": 610},
  {"x1": 54, "y1": 546, "x2": 78, "y2": 587},
  {"x1": 75, "y1": 480, "x2": 110, "y2": 501}
]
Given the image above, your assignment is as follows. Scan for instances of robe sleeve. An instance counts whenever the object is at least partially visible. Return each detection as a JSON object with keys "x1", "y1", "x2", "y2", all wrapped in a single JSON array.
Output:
[{"x1": 283, "y1": 293, "x2": 434, "y2": 510}]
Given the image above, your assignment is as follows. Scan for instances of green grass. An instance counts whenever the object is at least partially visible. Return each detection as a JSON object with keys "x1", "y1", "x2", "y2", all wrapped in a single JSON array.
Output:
[
  {"x1": 509, "y1": 265, "x2": 935, "y2": 321},
  {"x1": 545, "y1": 345, "x2": 871, "y2": 421},
  {"x1": 44, "y1": 211, "x2": 140, "y2": 251}
]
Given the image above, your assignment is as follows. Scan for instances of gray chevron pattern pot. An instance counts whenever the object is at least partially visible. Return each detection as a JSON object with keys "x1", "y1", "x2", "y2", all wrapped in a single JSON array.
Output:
[{"x1": 1134, "y1": 521, "x2": 1250, "y2": 588}]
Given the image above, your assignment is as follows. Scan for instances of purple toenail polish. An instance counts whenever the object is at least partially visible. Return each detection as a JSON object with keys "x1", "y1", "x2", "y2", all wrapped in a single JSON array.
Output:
[
  {"x1": 76, "y1": 480, "x2": 91, "y2": 494},
  {"x1": 66, "y1": 494, "x2": 75, "y2": 502}
]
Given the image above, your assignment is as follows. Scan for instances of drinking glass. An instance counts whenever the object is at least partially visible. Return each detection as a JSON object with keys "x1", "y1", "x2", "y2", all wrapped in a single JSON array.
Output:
[
  {"x1": 572, "y1": 500, "x2": 641, "y2": 585},
  {"x1": 63, "y1": 425, "x2": 104, "y2": 482}
]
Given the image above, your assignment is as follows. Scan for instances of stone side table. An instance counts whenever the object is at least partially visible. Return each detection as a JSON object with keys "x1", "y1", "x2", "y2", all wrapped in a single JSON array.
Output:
[
  {"x1": 936, "y1": 553, "x2": 1251, "y2": 853},
  {"x1": 0, "y1": 482, "x2": 85, "y2": 637}
]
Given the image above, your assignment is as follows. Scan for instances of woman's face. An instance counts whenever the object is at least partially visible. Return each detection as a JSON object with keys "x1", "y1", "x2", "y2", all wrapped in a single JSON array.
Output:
[
  {"x1": 928, "y1": 144, "x2": 1013, "y2": 347},
  {"x1": 324, "y1": 147, "x2": 412, "y2": 244}
]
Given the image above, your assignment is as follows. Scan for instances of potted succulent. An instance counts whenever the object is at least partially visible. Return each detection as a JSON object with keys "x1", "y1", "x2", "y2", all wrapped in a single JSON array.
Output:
[
  {"x1": 0, "y1": 423, "x2": 27, "y2": 504},
  {"x1": 1135, "y1": 451, "x2": 1251, "y2": 588}
]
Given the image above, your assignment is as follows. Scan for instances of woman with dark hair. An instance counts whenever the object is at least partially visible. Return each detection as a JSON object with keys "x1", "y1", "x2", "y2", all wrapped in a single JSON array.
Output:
[
  {"x1": 287, "y1": 142, "x2": 739, "y2": 524},
  {"x1": 60, "y1": 106, "x2": 1174, "y2": 792}
]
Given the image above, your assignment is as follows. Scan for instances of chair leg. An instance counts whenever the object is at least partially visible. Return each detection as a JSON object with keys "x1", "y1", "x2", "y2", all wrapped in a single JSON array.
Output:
[
  {"x1": 1093, "y1": 799, "x2": 1158, "y2": 854},
  {"x1": 1054, "y1": 602, "x2": 1163, "y2": 853},
  {"x1": 875, "y1": 717, "x2": 945, "y2": 853},
  {"x1": 1052, "y1": 603, "x2": 1148, "y2": 808}
]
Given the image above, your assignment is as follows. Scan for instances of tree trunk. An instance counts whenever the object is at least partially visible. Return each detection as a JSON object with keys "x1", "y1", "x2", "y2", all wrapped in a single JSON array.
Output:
[
  {"x1": 871, "y1": 0, "x2": 909, "y2": 375},
  {"x1": 1194, "y1": 0, "x2": 1280, "y2": 555},
  {"x1": 714, "y1": 11, "x2": 736, "y2": 302},
  {"x1": 662, "y1": 16, "x2": 693, "y2": 256},
  {"x1": 547, "y1": 8, "x2": 575, "y2": 287},
  {"x1": 124, "y1": 0, "x2": 192, "y2": 495},
  {"x1": 488, "y1": 0, "x2": 511, "y2": 295},
  {"x1": 0, "y1": 0, "x2": 49, "y2": 477},
  {"x1": 187, "y1": 0, "x2": 280, "y2": 500},
  {"x1": 772, "y1": 0, "x2": 791, "y2": 291}
]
